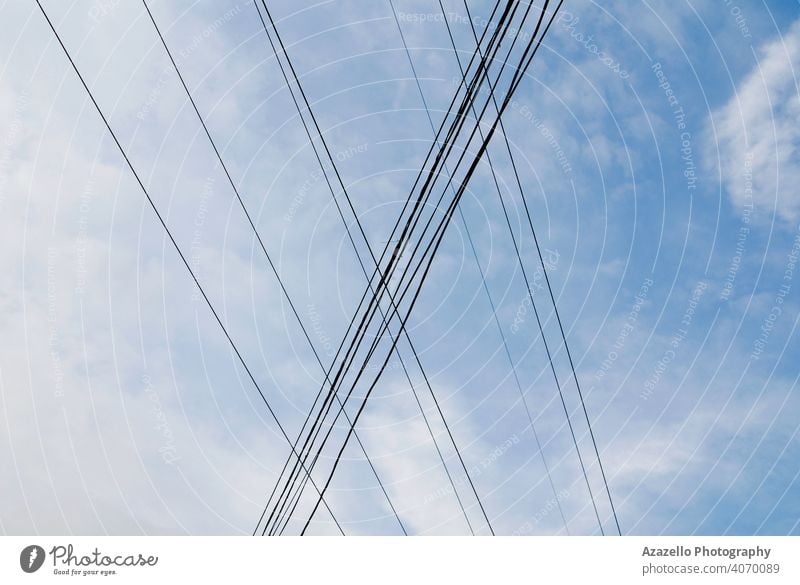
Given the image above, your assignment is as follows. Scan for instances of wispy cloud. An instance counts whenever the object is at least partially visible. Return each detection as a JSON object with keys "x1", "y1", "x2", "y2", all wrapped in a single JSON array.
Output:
[{"x1": 708, "y1": 17, "x2": 800, "y2": 224}]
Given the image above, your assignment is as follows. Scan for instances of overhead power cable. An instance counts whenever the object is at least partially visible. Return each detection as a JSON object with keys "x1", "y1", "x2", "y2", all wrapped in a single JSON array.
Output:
[
  {"x1": 388, "y1": 0, "x2": 570, "y2": 535},
  {"x1": 298, "y1": 0, "x2": 565, "y2": 535},
  {"x1": 460, "y1": 0, "x2": 621, "y2": 535},
  {"x1": 442, "y1": 0, "x2": 592, "y2": 533},
  {"x1": 33, "y1": 0, "x2": 344, "y2": 534},
  {"x1": 268, "y1": 0, "x2": 522, "y2": 534},
  {"x1": 251, "y1": 0, "x2": 501, "y2": 535},
  {"x1": 284, "y1": 0, "x2": 530, "y2": 533},
  {"x1": 139, "y1": 0, "x2": 407, "y2": 536}
]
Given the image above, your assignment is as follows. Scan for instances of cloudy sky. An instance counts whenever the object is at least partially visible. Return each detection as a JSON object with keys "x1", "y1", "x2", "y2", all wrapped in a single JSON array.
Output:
[{"x1": 0, "y1": 0, "x2": 798, "y2": 536}]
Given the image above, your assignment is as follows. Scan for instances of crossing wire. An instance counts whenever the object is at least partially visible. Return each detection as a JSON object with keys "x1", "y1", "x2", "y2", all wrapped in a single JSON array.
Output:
[
  {"x1": 298, "y1": 0, "x2": 563, "y2": 534},
  {"x1": 460, "y1": 0, "x2": 622, "y2": 535},
  {"x1": 33, "y1": 0, "x2": 345, "y2": 534},
  {"x1": 389, "y1": 0, "x2": 570, "y2": 535},
  {"x1": 282, "y1": 0, "x2": 529, "y2": 532},
  {"x1": 268, "y1": 0, "x2": 523, "y2": 534},
  {"x1": 138, "y1": 0, "x2": 407, "y2": 536},
  {"x1": 251, "y1": 0, "x2": 499, "y2": 535}
]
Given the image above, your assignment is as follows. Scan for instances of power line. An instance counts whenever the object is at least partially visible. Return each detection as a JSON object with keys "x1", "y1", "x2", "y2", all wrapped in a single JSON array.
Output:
[
  {"x1": 250, "y1": 0, "x2": 498, "y2": 535},
  {"x1": 440, "y1": 0, "x2": 586, "y2": 534},
  {"x1": 138, "y1": 0, "x2": 408, "y2": 536},
  {"x1": 251, "y1": 0, "x2": 529, "y2": 537},
  {"x1": 33, "y1": 0, "x2": 344, "y2": 536},
  {"x1": 460, "y1": 0, "x2": 622, "y2": 535},
  {"x1": 388, "y1": 0, "x2": 570, "y2": 534},
  {"x1": 298, "y1": 0, "x2": 564, "y2": 534},
  {"x1": 273, "y1": 0, "x2": 524, "y2": 534},
  {"x1": 41, "y1": 0, "x2": 617, "y2": 537}
]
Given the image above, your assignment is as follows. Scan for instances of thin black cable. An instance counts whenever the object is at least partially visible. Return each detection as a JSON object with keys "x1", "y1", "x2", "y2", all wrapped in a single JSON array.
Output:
[
  {"x1": 360, "y1": 2, "x2": 584, "y2": 531},
  {"x1": 251, "y1": 0, "x2": 492, "y2": 535},
  {"x1": 253, "y1": 0, "x2": 512, "y2": 532},
  {"x1": 325, "y1": 1, "x2": 545, "y2": 460},
  {"x1": 257, "y1": 18, "x2": 502, "y2": 530},
  {"x1": 249, "y1": 1, "x2": 441, "y2": 534},
  {"x1": 515, "y1": 94, "x2": 623, "y2": 536},
  {"x1": 393, "y1": 0, "x2": 570, "y2": 534},
  {"x1": 299, "y1": 0, "x2": 563, "y2": 534},
  {"x1": 389, "y1": 0, "x2": 569, "y2": 535},
  {"x1": 304, "y1": 0, "x2": 564, "y2": 533},
  {"x1": 272, "y1": 0, "x2": 523, "y2": 534},
  {"x1": 284, "y1": 0, "x2": 531, "y2": 532},
  {"x1": 32, "y1": 0, "x2": 346, "y2": 534},
  {"x1": 282, "y1": 0, "x2": 520, "y2": 470},
  {"x1": 440, "y1": 0, "x2": 578, "y2": 534},
  {"x1": 460, "y1": 0, "x2": 621, "y2": 535},
  {"x1": 266, "y1": 0, "x2": 520, "y2": 532},
  {"x1": 342, "y1": 0, "x2": 526, "y2": 328},
  {"x1": 138, "y1": 0, "x2": 407, "y2": 537}
]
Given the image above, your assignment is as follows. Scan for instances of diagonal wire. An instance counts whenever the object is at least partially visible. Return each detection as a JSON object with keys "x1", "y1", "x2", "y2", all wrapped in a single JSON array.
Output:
[
  {"x1": 460, "y1": 0, "x2": 621, "y2": 535},
  {"x1": 263, "y1": 0, "x2": 519, "y2": 534},
  {"x1": 298, "y1": 0, "x2": 562, "y2": 534},
  {"x1": 388, "y1": 0, "x2": 570, "y2": 535},
  {"x1": 438, "y1": 0, "x2": 574, "y2": 533},
  {"x1": 251, "y1": 0, "x2": 472, "y2": 536},
  {"x1": 32, "y1": 0, "x2": 346, "y2": 534},
  {"x1": 288, "y1": 0, "x2": 533, "y2": 533},
  {"x1": 139, "y1": 0, "x2": 407, "y2": 536},
  {"x1": 251, "y1": 0, "x2": 490, "y2": 535}
]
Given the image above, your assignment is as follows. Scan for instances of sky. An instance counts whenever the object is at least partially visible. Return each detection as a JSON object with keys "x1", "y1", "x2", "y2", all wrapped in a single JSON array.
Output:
[{"x1": 0, "y1": 0, "x2": 799, "y2": 536}]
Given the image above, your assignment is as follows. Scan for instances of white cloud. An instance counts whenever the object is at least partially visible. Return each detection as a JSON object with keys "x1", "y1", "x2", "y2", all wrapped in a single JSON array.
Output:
[
  {"x1": 709, "y1": 18, "x2": 800, "y2": 224},
  {"x1": 3, "y1": 0, "x2": 799, "y2": 537}
]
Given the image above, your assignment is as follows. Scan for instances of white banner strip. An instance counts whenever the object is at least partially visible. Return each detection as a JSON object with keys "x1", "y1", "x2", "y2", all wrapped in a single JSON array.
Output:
[{"x1": 2, "y1": 536, "x2": 799, "y2": 584}]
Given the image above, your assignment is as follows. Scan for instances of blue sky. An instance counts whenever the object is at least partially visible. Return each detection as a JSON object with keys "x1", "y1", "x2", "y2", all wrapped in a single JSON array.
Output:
[{"x1": 0, "y1": 0, "x2": 799, "y2": 535}]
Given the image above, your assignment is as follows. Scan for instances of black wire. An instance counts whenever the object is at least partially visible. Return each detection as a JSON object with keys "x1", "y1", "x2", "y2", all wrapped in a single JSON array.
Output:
[
  {"x1": 273, "y1": 0, "x2": 522, "y2": 535},
  {"x1": 352, "y1": 0, "x2": 527, "y2": 320},
  {"x1": 458, "y1": 0, "x2": 606, "y2": 534},
  {"x1": 272, "y1": 0, "x2": 520, "y2": 529},
  {"x1": 248, "y1": 1, "x2": 424, "y2": 535},
  {"x1": 250, "y1": 0, "x2": 495, "y2": 535},
  {"x1": 255, "y1": 0, "x2": 512, "y2": 532},
  {"x1": 313, "y1": 0, "x2": 542, "y2": 475},
  {"x1": 443, "y1": 0, "x2": 578, "y2": 534},
  {"x1": 508, "y1": 64, "x2": 624, "y2": 539},
  {"x1": 354, "y1": 2, "x2": 576, "y2": 531},
  {"x1": 409, "y1": 0, "x2": 571, "y2": 535},
  {"x1": 299, "y1": 0, "x2": 562, "y2": 535},
  {"x1": 284, "y1": 0, "x2": 528, "y2": 532},
  {"x1": 138, "y1": 0, "x2": 407, "y2": 537},
  {"x1": 386, "y1": 0, "x2": 570, "y2": 535},
  {"x1": 461, "y1": 0, "x2": 621, "y2": 536},
  {"x1": 32, "y1": 0, "x2": 345, "y2": 535}
]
